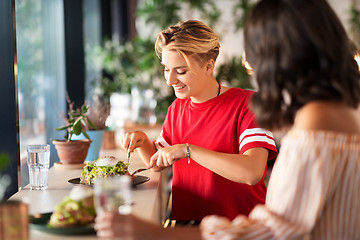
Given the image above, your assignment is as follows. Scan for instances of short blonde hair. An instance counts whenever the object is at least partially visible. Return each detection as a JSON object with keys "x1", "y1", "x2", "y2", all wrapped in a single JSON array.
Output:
[{"x1": 155, "y1": 20, "x2": 220, "y2": 67}]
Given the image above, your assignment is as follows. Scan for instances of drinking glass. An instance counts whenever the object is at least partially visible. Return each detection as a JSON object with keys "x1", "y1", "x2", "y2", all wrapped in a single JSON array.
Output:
[
  {"x1": 26, "y1": 144, "x2": 50, "y2": 190},
  {"x1": 93, "y1": 175, "x2": 132, "y2": 215}
]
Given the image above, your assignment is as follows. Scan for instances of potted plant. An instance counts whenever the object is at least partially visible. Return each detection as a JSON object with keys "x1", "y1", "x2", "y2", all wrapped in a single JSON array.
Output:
[
  {"x1": 52, "y1": 98, "x2": 95, "y2": 165},
  {"x1": 71, "y1": 95, "x2": 111, "y2": 160}
]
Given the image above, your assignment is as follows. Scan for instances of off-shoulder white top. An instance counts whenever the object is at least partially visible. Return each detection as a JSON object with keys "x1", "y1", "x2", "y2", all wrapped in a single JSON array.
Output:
[{"x1": 201, "y1": 129, "x2": 360, "y2": 240}]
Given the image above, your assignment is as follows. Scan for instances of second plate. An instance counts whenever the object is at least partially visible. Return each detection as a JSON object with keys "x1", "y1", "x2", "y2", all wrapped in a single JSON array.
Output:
[{"x1": 30, "y1": 212, "x2": 95, "y2": 235}]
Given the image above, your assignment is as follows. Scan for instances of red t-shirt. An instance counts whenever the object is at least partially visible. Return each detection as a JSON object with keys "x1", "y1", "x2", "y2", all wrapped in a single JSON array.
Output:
[{"x1": 156, "y1": 88, "x2": 277, "y2": 221}]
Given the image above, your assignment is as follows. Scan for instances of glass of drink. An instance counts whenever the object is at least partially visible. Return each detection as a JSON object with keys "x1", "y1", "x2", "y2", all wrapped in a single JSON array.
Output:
[
  {"x1": 26, "y1": 144, "x2": 50, "y2": 190},
  {"x1": 93, "y1": 175, "x2": 132, "y2": 215}
]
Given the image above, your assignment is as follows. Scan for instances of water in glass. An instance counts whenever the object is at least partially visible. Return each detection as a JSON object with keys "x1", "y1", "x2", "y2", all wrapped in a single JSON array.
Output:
[
  {"x1": 94, "y1": 175, "x2": 132, "y2": 215},
  {"x1": 27, "y1": 144, "x2": 50, "y2": 190}
]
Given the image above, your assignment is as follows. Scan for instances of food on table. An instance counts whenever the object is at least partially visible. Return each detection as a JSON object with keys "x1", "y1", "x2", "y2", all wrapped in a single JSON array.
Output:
[
  {"x1": 48, "y1": 185, "x2": 96, "y2": 227},
  {"x1": 80, "y1": 156, "x2": 129, "y2": 185}
]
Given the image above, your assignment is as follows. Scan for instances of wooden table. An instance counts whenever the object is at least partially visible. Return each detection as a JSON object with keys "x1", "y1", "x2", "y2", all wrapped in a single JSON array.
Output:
[{"x1": 9, "y1": 149, "x2": 162, "y2": 239}]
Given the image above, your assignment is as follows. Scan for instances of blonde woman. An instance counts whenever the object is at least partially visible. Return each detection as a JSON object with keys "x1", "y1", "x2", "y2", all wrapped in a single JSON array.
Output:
[{"x1": 101, "y1": 19, "x2": 276, "y2": 228}]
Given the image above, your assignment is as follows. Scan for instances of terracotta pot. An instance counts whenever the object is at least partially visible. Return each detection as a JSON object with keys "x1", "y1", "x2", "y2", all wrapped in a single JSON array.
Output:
[
  {"x1": 71, "y1": 130, "x2": 105, "y2": 162},
  {"x1": 52, "y1": 139, "x2": 92, "y2": 164}
]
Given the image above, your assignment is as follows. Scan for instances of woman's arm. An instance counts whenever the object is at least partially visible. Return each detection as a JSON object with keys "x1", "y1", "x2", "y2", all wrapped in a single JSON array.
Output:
[
  {"x1": 190, "y1": 145, "x2": 269, "y2": 185},
  {"x1": 95, "y1": 212, "x2": 201, "y2": 240},
  {"x1": 201, "y1": 130, "x2": 350, "y2": 240},
  {"x1": 150, "y1": 144, "x2": 269, "y2": 185}
]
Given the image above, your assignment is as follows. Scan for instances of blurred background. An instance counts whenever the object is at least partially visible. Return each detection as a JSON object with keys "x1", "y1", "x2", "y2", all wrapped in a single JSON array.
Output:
[{"x1": 1, "y1": 0, "x2": 359, "y2": 198}]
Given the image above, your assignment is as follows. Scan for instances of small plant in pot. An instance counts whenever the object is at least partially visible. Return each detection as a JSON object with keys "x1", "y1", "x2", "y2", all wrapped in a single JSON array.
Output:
[
  {"x1": 53, "y1": 100, "x2": 96, "y2": 165},
  {"x1": 71, "y1": 95, "x2": 111, "y2": 161}
]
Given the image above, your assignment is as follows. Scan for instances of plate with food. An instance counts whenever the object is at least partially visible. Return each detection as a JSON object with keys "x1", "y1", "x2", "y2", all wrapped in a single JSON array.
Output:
[
  {"x1": 68, "y1": 156, "x2": 150, "y2": 187},
  {"x1": 30, "y1": 212, "x2": 95, "y2": 235},
  {"x1": 30, "y1": 186, "x2": 96, "y2": 235},
  {"x1": 68, "y1": 175, "x2": 150, "y2": 187}
]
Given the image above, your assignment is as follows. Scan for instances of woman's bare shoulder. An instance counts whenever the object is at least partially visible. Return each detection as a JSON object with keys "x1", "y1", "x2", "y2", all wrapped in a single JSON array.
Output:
[{"x1": 294, "y1": 101, "x2": 360, "y2": 133}]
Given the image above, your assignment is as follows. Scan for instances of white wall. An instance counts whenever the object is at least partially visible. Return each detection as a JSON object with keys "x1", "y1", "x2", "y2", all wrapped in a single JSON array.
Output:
[{"x1": 329, "y1": 0, "x2": 353, "y2": 33}]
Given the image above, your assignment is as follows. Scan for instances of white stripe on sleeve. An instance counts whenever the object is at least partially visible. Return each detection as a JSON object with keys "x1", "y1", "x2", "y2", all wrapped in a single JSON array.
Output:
[
  {"x1": 239, "y1": 128, "x2": 274, "y2": 143},
  {"x1": 239, "y1": 128, "x2": 276, "y2": 151},
  {"x1": 155, "y1": 130, "x2": 171, "y2": 148}
]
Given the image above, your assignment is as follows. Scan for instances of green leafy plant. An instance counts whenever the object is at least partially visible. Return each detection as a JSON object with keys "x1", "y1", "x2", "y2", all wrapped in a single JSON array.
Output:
[
  {"x1": 233, "y1": 0, "x2": 256, "y2": 31},
  {"x1": 0, "y1": 153, "x2": 9, "y2": 173},
  {"x1": 0, "y1": 152, "x2": 11, "y2": 201},
  {"x1": 349, "y1": 4, "x2": 360, "y2": 50},
  {"x1": 137, "y1": 0, "x2": 220, "y2": 29},
  {"x1": 216, "y1": 56, "x2": 252, "y2": 89},
  {"x1": 55, "y1": 96, "x2": 97, "y2": 142},
  {"x1": 89, "y1": 0, "x2": 254, "y2": 123}
]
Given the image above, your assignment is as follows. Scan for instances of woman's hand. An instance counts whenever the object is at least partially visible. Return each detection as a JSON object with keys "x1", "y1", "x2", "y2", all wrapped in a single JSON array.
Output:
[
  {"x1": 95, "y1": 212, "x2": 163, "y2": 239},
  {"x1": 120, "y1": 130, "x2": 157, "y2": 167},
  {"x1": 94, "y1": 212, "x2": 130, "y2": 239},
  {"x1": 149, "y1": 144, "x2": 187, "y2": 167},
  {"x1": 120, "y1": 131, "x2": 148, "y2": 154},
  {"x1": 95, "y1": 212, "x2": 201, "y2": 239}
]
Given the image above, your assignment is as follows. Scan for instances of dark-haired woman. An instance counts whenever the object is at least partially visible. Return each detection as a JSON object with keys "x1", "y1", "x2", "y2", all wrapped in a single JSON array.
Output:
[{"x1": 201, "y1": 0, "x2": 360, "y2": 239}]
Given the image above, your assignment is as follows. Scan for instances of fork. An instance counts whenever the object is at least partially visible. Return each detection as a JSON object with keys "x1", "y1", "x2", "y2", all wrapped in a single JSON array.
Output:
[{"x1": 130, "y1": 165, "x2": 156, "y2": 176}]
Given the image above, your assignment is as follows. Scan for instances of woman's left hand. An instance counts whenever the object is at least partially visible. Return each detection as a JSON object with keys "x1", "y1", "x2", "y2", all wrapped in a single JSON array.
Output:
[
  {"x1": 149, "y1": 144, "x2": 187, "y2": 167},
  {"x1": 95, "y1": 212, "x2": 162, "y2": 239}
]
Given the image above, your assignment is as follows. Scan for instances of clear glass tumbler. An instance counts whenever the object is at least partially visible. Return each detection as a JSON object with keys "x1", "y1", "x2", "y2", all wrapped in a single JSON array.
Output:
[
  {"x1": 93, "y1": 175, "x2": 132, "y2": 215},
  {"x1": 26, "y1": 144, "x2": 50, "y2": 190}
]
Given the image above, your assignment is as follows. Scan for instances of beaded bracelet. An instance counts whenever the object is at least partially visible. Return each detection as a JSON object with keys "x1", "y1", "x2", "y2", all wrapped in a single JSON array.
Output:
[{"x1": 186, "y1": 143, "x2": 191, "y2": 164}]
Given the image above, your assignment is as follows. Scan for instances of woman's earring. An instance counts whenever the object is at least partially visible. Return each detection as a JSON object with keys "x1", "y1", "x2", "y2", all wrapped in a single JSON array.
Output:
[{"x1": 282, "y1": 89, "x2": 291, "y2": 106}]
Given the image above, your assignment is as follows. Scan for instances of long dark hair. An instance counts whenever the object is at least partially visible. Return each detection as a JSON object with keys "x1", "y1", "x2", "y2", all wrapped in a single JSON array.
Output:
[{"x1": 245, "y1": 0, "x2": 360, "y2": 130}]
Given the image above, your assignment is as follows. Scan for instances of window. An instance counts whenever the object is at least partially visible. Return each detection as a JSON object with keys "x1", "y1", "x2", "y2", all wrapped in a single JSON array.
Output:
[{"x1": 15, "y1": 0, "x2": 66, "y2": 187}]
